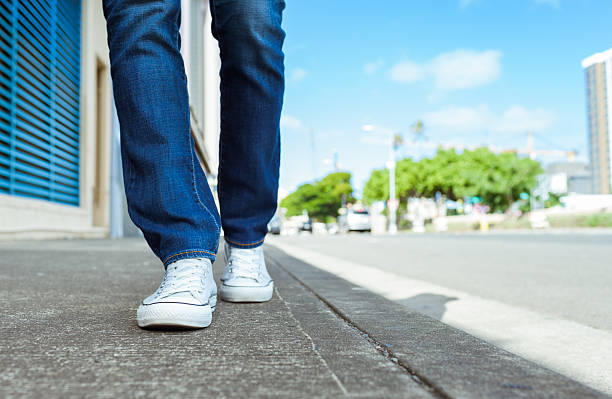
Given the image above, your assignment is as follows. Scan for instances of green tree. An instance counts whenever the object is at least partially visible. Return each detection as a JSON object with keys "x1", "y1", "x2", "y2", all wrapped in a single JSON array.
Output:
[
  {"x1": 451, "y1": 149, "x2": 542, "y2": 212},
  {"x1": 396, "y1": 158, "x2": 424, "y2": 200},
  {"x1": 361, "y1": 147, "x2": 542, "y2": 213},
  {"x1": 362, "y1": 168, "x2": 388, "y2": 205},
  {"x1": 280, "y1": 172, "x2": 355, "y2": 221}
]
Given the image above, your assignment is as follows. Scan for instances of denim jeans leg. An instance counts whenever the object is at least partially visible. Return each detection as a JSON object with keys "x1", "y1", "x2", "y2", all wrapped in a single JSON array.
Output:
[
  {"x1": 103, "y1": 0, "x2": 221, "y2": 266},
  {"x1": 209, "y1": 0, "x2": 286, "y2": 248}
]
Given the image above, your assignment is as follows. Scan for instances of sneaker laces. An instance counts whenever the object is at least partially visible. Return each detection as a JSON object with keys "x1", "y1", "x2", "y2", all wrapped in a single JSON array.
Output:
[
  {"x1": 158, "y1": 259, "x2": 208, "y2": 298},
  {"x1": 226, "y1": 247, "x2": 262, "y2": 281}
]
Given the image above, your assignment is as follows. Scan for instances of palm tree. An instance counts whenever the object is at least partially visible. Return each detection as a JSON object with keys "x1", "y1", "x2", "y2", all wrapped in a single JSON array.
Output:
[{"x1": 411, "y1": 120, "x2": 425, "y2": 142}]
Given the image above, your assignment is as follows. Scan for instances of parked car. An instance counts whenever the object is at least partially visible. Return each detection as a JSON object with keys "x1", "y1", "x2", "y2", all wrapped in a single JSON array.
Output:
[
  {"x1": 339, "y1": 208, "x2": 371, "y2": 232},
  {"x1": 299, "y1": 219, "x2": 313, "y2": 233},
  {"x1": 267, "y1": 215, "x2": 282, "y2": 235}
]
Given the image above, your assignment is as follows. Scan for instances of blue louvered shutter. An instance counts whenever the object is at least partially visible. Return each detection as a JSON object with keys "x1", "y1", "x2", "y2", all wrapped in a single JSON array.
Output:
[{"x1": 0, "y1": 0, "x2": 81, "y2": 206}]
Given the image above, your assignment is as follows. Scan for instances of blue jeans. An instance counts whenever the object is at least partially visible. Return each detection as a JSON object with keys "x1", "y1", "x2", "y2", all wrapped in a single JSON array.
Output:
[{"x1": 103, "y1": 0, "x2": 285, "y2": 266}]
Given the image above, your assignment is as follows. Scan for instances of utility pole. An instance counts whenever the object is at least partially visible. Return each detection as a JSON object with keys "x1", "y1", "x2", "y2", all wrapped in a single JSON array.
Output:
[
  {"x1": 363, "y1": 124, "x2": 400, "y2": 235},
  {"x1": 387, "y1": 145, "x2": 398, "y2": 235},
  {"x1": 388, "y1": 132, "x2": 404, "y2": 235}
]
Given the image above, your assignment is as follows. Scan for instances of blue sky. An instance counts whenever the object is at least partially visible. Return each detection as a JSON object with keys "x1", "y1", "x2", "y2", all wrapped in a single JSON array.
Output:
[{"x1": 278, "y1": 0, "x2": 612, "y2": 196}]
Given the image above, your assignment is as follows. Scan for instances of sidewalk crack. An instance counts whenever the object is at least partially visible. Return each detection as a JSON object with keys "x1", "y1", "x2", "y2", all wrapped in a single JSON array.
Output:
[{"x1": 274, "y1": 287, "x2": 349, "y2": 397}]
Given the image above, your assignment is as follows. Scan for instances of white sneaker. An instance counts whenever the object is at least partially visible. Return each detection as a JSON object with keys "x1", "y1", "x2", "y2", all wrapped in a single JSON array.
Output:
[
  {"x1": 220, "y1": 242, "x2": 273, "y2": 302},
  {"x1": 137, "y1": 258, "x2": 217, "y2": 328}
]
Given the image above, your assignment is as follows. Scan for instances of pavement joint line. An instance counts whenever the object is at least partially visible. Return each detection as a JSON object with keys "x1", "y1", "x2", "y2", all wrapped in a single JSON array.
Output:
[
  {"x1": 267, "y1": 255, "x2": 451, "y2": 399},
  {"x1": 273, "y1": 286, "x2": 350, "y2": 397}
]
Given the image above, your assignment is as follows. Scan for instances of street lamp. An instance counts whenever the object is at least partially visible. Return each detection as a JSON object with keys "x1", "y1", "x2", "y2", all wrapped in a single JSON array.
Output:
[{"x1": 362, "y1": 124, "x2": 400, "y2": 234}]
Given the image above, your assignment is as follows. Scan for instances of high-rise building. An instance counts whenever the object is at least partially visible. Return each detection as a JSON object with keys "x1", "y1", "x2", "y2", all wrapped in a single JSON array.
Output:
[{"x1": 582, "y1": 48, "x2": 612, "y2": 194}]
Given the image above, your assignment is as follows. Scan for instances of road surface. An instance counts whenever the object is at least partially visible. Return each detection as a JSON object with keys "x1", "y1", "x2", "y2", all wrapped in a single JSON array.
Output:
[{"x1": 268, "y1": 231, "x2": 612, "y2": 394}]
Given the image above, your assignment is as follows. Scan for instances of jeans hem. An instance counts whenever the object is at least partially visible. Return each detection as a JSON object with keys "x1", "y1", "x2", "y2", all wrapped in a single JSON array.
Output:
[
  {"x1": 224, "y1": 236, "x2": 266, "y2": 249},
  {"x1": 162, "y1": 249, "x2": 217, "y2": 267}
]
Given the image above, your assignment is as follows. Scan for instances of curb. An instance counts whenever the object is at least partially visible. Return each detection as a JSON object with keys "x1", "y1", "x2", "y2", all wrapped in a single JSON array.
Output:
[{"x1": 265, "y1": 244, "x2": 609, "y2": 399}]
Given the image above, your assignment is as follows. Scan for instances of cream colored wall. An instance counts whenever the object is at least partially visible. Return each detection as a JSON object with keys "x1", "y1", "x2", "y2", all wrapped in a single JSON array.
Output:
[
  {"x1": 180, "y1": 0, "x2": 221, "y2": 181},
  {"x1": 0, "y1": 1, "x2": 111, "y2": 239},
  {"x1": 203, "y1": 4, "x2": 221, "y2": 175}
]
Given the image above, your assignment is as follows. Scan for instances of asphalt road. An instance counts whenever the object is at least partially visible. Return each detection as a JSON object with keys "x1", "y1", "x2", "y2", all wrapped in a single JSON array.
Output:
[
  {"x1": 272, "y1": 231, "x2": 612, "y2": 333},
  {"x1": 270, "y1": 231, "x2": 612, "y2": 393}
]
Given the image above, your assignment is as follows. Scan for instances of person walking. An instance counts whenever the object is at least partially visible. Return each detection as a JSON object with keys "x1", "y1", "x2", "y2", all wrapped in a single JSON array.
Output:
[{"x1": 102, "y1": 0, "x2": 285, "y2": 328}]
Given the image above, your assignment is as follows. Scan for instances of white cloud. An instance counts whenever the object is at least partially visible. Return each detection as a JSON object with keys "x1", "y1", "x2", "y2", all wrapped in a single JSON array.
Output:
[
  {"x1": 495, "y1": 106, "x2": 557, "y2": 132},
  {"x1": 430, "y1": 50, "x2": 501, "y2": 90},
  {"x1": 288, "y1": 68, "x2": 308, "y2": 83},
  {"x1": 424, "y1": 105, "x2": 489, "y2": 131},
  {"x1": 423, "y1": 105, "x2": 556, "y2": 133},
  {"x1": 534, "y1": 0, "x2": 560, "y2": 8},
  {"x1": 388, "y1": 49, "x2": 501, "y2": 91},
  {"x1": 389, "y1": 61, "x2": 425, "y2": 83},
  {"x1": 363, "y1": 60, "x2": 385, "y2": 75},
  {"x1": 280, "y1": 114, "x2": 305, "y2": 130}
]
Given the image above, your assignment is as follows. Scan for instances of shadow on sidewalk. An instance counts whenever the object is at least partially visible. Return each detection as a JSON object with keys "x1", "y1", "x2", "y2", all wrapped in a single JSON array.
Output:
[{"x1": 395, "y1": 293, "x2": 458, "y2": 320}]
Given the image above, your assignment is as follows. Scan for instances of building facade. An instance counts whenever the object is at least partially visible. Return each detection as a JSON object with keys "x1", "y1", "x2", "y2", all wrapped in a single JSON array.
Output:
[
  {"x1": 1, "y1": 0, "x2": 221, "y2": 240},
  {"x1": 582, "y1": 48, "x2": 612, "y2": 194},
  {"x1": 546, "y1": 161, "x2": 591, "y2": 194},
  {"x1": 0, "y1": 0, "x2": 113, "y2": 239}
]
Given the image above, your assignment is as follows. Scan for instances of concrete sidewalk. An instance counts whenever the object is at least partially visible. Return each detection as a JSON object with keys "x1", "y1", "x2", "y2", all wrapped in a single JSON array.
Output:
[{"x1": 0, "y1": 239, "x2": 607, "y2": 398}]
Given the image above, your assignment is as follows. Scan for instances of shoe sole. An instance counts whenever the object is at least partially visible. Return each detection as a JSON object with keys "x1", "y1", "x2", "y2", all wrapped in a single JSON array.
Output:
[
  {"x1": 137, "y1": 294, "x2": 217, "y2": 329},
  {"x1": 219, "y1": 281, "x2": 274, "y2": 303}
]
